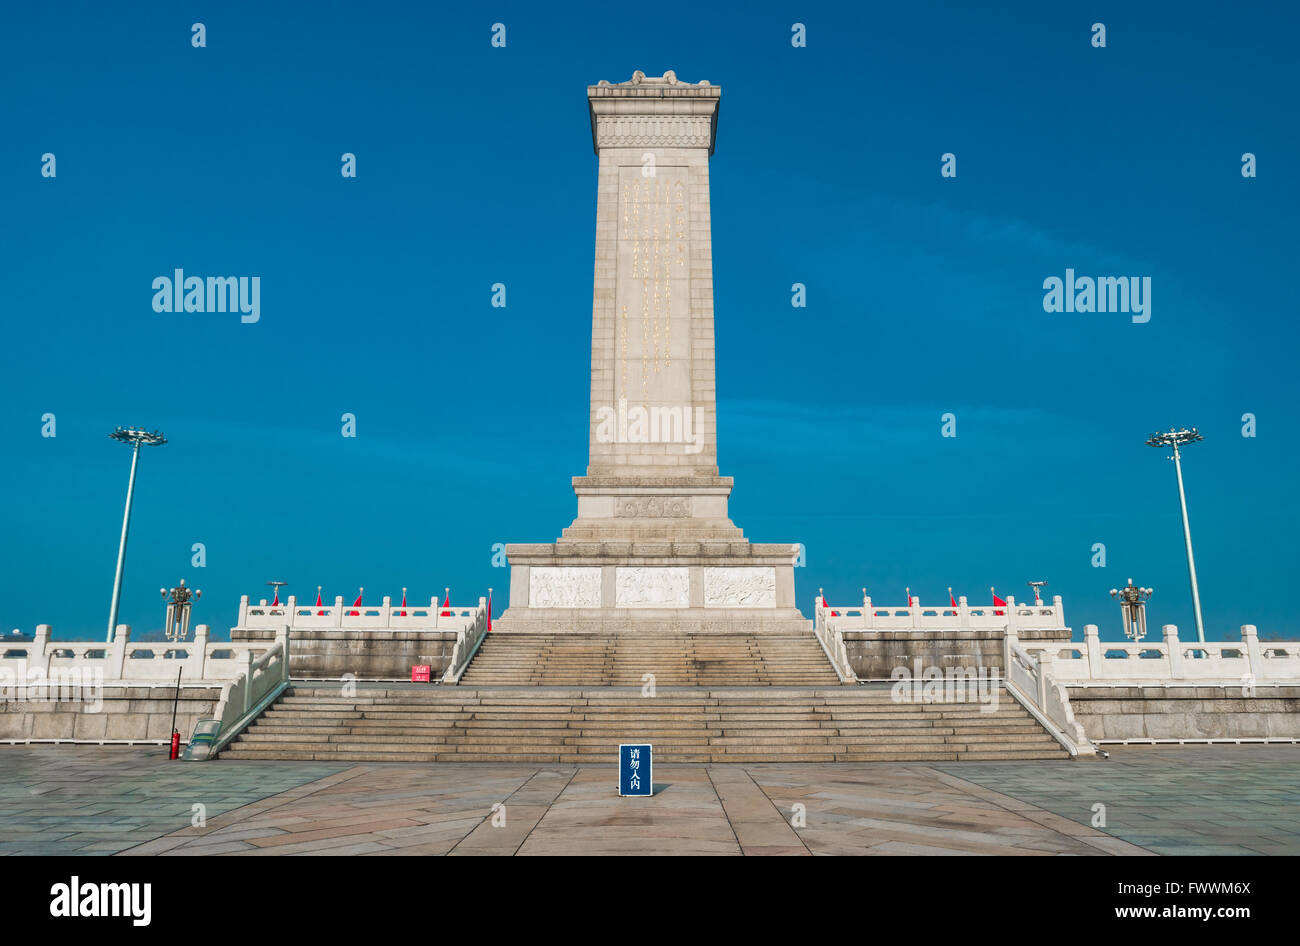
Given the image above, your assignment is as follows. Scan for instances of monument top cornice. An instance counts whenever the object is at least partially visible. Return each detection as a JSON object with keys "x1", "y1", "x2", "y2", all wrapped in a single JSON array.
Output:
[
  {"x1": 588, "y1": 71, "x2": 720, "y2": 154},
  {"x1": 589, "y1": 70, "x2": 719, "y2": 95}
]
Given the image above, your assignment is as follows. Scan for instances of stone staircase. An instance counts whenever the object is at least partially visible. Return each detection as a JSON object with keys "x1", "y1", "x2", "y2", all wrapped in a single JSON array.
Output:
[
  {"x1": 457, "y1": 631, "x2": 842, "y2": 687},
  {"x1": 219, "y1": 684, "x2": 1069, "y2": 763}
]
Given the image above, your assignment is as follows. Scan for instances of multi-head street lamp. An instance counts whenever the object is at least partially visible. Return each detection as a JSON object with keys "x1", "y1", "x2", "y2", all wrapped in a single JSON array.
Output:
[
  {"x1": 1110, "y1": 579, "x2": 1154, "y2": 643},
  {"x1": 1146, "y1": 427, "x2": 1205, "y2": 643},
  {"x1": 160, "y1": 579, "x2": 201, "y2": 642},
  {"x1": 105, "y1": 426, "x2": 167, "y2": 642}
]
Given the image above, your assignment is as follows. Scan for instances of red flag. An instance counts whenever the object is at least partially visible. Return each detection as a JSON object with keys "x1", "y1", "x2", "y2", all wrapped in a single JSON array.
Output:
[
  {"x1": 820, "y1": 594, "x2": 839, "y2": 618},
  {"x1": 271, "y1": 588, "x2": 279, "y2": 606},
  {"x1": 486, "y1": 589, "x2": 493, "y2": 633},
  {"x1": 350, "y1": 588, "x2": 363, "y2": 617},
  {"x1": 315, "y1": 588, "x2": 325, "y2": 616},
  {"x1": 949, "y1": 589, "x2": 958, "y2": 610},
  {"x1": 399, "y1": 588, "x2": 407, "y2": 617},
  {"x1": 440, "y1": 589, "x2": 451, "y2": 617},
  {"x1": 992, "y1": 589, "x2": 1006, "y2": 616}
]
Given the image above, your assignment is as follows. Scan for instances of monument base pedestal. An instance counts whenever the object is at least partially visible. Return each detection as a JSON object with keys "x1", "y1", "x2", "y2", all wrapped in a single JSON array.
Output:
[
  {"x1": 501, "y1": 539, "x2": 804, "y2": 635},
  {"x1": 493, "y1": 608, "x2": 811, "y2": 635}
]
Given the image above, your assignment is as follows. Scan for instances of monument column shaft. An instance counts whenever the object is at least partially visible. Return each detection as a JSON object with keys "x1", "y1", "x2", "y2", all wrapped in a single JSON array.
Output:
[
  {"x1": 500, "y1": 73, "x2": 802, "y2": 627},
  {"x1": 586, "y1": 148, "x2": 718, "y2": 476}
]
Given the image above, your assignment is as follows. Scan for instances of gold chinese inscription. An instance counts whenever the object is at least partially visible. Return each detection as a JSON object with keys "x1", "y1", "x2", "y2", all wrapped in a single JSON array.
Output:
[{"x1": 619, "y1": 172, "x2": 686, "y2": 404}]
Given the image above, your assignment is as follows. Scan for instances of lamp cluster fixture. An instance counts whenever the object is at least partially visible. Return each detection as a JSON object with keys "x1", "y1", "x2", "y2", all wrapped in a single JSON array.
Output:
[{"x1": 109, "y1": 426, "x2": 167, "y2": 447}]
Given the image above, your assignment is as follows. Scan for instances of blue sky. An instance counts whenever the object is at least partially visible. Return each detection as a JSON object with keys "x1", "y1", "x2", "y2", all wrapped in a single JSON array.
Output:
[{"x1": 1, "y1": 1, "x2": 1296, "y2": 641}]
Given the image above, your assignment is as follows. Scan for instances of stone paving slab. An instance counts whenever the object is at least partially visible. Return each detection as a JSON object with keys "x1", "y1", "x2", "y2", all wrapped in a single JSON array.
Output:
[
  {"x1": 935, "y1": 745, "x2": 1300, "y2": 856},
  {"x1": 0, "y1": 745, "x2": 347, "y2": 856},
  {"x1": 0, "y1": 744, "x2": 1296, "y2": 855}
]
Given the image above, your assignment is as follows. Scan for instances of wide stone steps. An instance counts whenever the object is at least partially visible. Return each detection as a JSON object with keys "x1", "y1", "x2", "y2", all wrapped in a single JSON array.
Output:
[
  {"x1": 234, "y1": 731, "x2": 1058, "y2": 747},
  {"x1": 258, "y1": 709, "x2": 1037, "y2": 722},
  {"x1": 457, "y1": 632, "x2": 843, "y2": 687},
  {"x1": 221, "y1": 748, "x2": 1062, "y2": 763},
  {"x1": 244, "y1": 722, "x2": 1054, "y2": 735},
  {"x1": 221, "y1": 684, "x2": 1069, "y2": 762}
]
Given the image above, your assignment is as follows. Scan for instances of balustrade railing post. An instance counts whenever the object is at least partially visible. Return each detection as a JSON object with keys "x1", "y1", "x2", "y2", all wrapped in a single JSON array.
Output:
[
  {"x1": 111, "y1": 625, "x2": 130, "y2": 680},
  {"x1": 862, "y1": 594, "x2": 873, "y2": 630},
  {"x1": 276, "y1": 625, "x2": 291, "y2": 684},
  {"x1": 334, "y1": 596, "x2": 344, "y2": 627},
  {"x1": 1164, "y1": 625, "x2": 1183, "y2": 679},
  {"x1": 1084, "y1": 625, "x2": 1102, "y2": 679},
  {"x1": 1052, "y1": 594, "x2": 1064, "y2": 628},
  {"x1": 1241, "y1": 624, "x2": 1262, "y2": 684},
  {"x1": 192, "y1": 624, "x2": 209, "y2": 681},
  {"x1": 243, "y1": 650, "x2": 254, "y2": 715},
  {"x1": 382, "y1": 596, "x2": 392, "y2": 627},
  {"x1": 33, "y1": 624, "x2": 52, "y2": 676},
  {"x1": 238, "y1": 595, "x2": 249, "y2": 627},
  {"x1": 285, "y1": 596, "x2": 297, "y2": 628},
  {"x1": 958, "y1": 596, "x2": 969, "y2": 629}
]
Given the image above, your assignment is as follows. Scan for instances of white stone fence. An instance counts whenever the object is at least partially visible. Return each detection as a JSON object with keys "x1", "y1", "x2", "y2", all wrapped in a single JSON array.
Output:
[
  {"x1": 812, "y1": 600, "x2": 856, "y2": 682},
  {"x1": 236, "y1": 594, "x2": 480, "y2": 631},
  {"x1": 442, "y1": 597, "x2": 490, "y2": 683},
  {"x1": 1028, "y1": 624, "x2": 1300, "y2": 685},
  {"x1": 3, "y1": 595, "x2": 488, "y2": 686},
  {"x1": 0, "y1": 624, "x2": 272, "y2": 684},
  {"x1": 206, "y1": 629, "x2": 291, "y2": 757},
  {"x1": 1003, "y1": 636, "x2": 1094, "y2": 756},
  {"x1": 818, "y1": 594, "x2": 1066, "y2": 632}
]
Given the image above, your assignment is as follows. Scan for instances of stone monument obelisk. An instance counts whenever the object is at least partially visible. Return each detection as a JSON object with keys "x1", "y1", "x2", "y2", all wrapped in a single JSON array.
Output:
[{"x1": 499, "y1": 71, "x2": 804, "y2": 633}]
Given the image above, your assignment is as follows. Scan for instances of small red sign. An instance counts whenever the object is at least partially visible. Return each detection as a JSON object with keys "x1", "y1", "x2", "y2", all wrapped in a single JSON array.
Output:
[{"x1": 411, "y1": 665, "x2": 431, "y2": 683}]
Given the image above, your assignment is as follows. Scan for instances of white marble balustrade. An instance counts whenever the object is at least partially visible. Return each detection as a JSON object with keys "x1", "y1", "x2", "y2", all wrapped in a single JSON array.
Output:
[
  {"x1": 1030, "y1": 624, "x2": 1300, "y2": 685},
  {"x1": 236, "y1": 594, "x2": 479, "y2": 631},
  {"x1": 817, "y1": 594, "x2": 1066, "y2": 633},
  {"x1": 0, "y1": 624, "x2": 268, "y2": 684}
]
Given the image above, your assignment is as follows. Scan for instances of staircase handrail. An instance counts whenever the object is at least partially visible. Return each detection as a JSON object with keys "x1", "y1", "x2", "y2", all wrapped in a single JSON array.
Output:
[
  {"x1": 442, "y1": 596, "x2": 489, "y2": 683},
  {"x1": 1002, "y1": 634, "x2": 1095, "y2": 757},
  {"x1": 813, "y1": 596, "x2": 858, "y2": 683},
  {"x1": 190, "y1": 626, "x2": 291, "y2": 758}
]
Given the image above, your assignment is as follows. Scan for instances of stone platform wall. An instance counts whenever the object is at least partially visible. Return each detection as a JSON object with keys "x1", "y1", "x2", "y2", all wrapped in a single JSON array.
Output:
[
  {"x1": 1067, "y1": 685, "x2": 1300, "y2": 742},
  {"x1": 232, "y1": 629, "x2": 460, "y2": 679},
  {"x1": 492, "y1": 611, "x2": 813, "y2": 635},
  {"x1": 843, "y1": 628, "x2": 1070, "y2": 680},
  {"x1": 0, "y1": 685, "x2": 222, "y2": 743}
]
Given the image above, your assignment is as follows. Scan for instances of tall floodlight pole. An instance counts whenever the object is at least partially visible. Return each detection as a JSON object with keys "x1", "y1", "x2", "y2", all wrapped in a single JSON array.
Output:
[
  {"x1": 106, "y1": 426, "x2": 167, "y2": 642},
  {"x1": 1146, "y1": 427, "x2": 1205, "y2": 643}
]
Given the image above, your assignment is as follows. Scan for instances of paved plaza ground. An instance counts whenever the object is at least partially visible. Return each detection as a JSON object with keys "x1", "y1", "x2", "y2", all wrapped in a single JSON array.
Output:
[{"x1": 0, "y1": 745, "x2": 1295, "y2": 855}]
